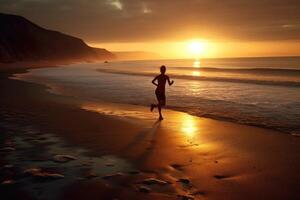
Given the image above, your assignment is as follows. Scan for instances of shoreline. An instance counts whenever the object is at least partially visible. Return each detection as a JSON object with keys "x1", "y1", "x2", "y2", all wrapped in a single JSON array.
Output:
[
  {"x1": 1, "y1": 67, "x2": 300, "y2": 199},
  {"x1": 15, "y1": 64, "x2": 299, "y2": 135}
]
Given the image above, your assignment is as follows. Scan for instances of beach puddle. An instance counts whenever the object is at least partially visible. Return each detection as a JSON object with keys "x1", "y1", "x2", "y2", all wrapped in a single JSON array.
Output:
[{"x1": 1, "y1": 122, "x2": 136, "y2": 200}]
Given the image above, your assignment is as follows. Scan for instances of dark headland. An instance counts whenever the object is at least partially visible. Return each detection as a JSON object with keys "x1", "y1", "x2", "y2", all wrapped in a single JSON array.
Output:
[{"x1": 0, "y1": 13, "x2": 114, "y2": 68}]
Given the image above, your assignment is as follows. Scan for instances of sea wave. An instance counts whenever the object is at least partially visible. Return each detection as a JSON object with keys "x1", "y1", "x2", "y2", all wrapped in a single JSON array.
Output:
[
  {"x1": 97, "y1": 69, "x2": 300, "y2": 87},
  {"x1": 171, "y1": 66, "x2": 300, "y2": 74},
  {"x1": 166, "y1": 105, "x2": 300, "y2": 135},
  {"x1": 15, "y1": 64, "x2": 300, "y2": 135}
]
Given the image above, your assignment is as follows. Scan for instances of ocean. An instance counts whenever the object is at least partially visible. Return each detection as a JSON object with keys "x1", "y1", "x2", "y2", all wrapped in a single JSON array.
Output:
[{"x1": 15, "y1": 57, "x2": 300, "y2": 135}]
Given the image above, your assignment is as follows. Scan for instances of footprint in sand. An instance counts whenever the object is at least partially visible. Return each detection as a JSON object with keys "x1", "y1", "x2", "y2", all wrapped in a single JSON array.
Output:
[
  {"x1": 170, "y1": 163, "x2": 184, "y2": 171},
  {"x1": 214, "y1": 174, "x2": 231, "y2": 179}
]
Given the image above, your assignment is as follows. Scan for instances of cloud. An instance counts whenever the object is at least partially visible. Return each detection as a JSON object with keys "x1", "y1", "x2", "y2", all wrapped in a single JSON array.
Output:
[
  {"x1": 0, "y1": 0, "x2": 299, "y2": 42},
  {"x1": 141, "y1": 2, "x2": 151, "y2": 14},
  {"x1": 108, "y1": 0, "x2": 123, "y2": 10}
]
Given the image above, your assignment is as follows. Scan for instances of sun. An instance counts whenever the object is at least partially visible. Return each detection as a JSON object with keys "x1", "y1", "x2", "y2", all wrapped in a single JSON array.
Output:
[{"x1": 186, "y1": 40, "x2": 206, "y2": 58}]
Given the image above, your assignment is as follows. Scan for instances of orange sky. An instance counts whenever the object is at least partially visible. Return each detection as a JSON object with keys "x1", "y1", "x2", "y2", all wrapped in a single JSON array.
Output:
[
  {"x1": 90, "y1": 40, "x2": 300, "y2": 59},
  {"x1": 1, "y1": 0, "x2": 300, "y2": 58}
]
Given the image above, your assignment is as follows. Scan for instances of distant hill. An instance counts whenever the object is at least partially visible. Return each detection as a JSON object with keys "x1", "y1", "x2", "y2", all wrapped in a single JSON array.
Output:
[
  {"x1": 113, "y1": 51, "x2": 161, "y2": 60},
  {"x1": 0, "y1": 13, "x2": 115, "y2": 63}
]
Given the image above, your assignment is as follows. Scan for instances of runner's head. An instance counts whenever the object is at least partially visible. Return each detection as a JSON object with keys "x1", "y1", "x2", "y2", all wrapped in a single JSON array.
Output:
[{"x1": 160, "y1": 65, "x2": 166, "y2": 74}]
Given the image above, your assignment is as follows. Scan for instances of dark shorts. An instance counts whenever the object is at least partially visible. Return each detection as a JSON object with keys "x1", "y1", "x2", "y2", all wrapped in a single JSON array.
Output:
[{"x1": 155, "y1": 90, "x2": 166, "y2": 105}]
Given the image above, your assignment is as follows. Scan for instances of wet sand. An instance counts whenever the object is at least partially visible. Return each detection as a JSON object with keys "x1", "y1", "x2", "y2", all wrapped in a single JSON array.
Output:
[{"x1": 0, "y1": 68, "x2": 300, "y2": 200}]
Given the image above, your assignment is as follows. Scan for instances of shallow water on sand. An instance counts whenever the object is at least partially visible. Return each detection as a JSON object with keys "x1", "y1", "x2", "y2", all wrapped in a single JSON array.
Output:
[
  {"x1": 0, "y1": 105, "x2": 208, "y2": 200},
  {"x1": 14, "y1": 57, "x2": 300, "y2": 134},
  {"x1": 0, "y1": 118, "x2": 136, "y2": 199}
]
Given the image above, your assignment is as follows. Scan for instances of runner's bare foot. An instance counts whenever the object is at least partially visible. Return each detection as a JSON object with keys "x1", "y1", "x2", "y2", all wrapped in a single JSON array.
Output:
[{"x1": 150, "y1": 104, "x2": 155, "y2": 112}]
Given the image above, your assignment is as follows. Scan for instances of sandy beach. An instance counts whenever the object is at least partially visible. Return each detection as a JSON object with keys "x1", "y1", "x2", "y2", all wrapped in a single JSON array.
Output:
[{"x1": 0, "y1": 68, "x2": 300, "y2": 200}]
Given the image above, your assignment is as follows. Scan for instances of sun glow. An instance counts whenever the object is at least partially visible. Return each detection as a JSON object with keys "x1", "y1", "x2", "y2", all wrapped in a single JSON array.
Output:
[
  {"x1": 90, "y1": 39, "x2": 215, "y2": 59},
  {"x1": 90, "y1": 39, "x2": 300, "y2": 59},
  {"x1": 186, "y1": 40, "x2": 207, "y2": 58}
]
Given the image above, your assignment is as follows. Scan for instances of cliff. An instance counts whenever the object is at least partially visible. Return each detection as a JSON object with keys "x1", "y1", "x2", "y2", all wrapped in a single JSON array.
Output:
[{"x1": 0, "y1": 13, "x2": 114, "y2": 63}]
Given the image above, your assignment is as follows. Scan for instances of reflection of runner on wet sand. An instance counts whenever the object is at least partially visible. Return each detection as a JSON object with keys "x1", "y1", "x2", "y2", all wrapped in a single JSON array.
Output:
[
  {"x1": 120, "y1": 120, "x2": 161, "y2": 156},
  {"x1": 150, "y1": 65, "x2": 174, "y2": 120},
  {"x1": 135, "y1": 120, "x2": 161, "y2": 164}
]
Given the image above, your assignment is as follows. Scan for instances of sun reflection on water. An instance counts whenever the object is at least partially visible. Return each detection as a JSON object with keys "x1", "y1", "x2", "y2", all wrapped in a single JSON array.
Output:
[
  {"x1": 193, "y1": 60, "x2": 201, "y2": 68},
  {"x1": 181, "y1": 115, "x2": 198, "y2": 139},
  {"x1": 192, "y1": 59, "x2": 201, "y2": 76},
  {"x1": 192, "y1": 71, "x2": 201, "y2": 76}
]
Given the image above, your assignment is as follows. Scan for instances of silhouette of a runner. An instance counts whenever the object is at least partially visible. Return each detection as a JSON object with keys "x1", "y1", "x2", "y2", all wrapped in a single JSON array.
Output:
[{"x1": 151, "y1": 65, "x2": 174, "y2": 120}]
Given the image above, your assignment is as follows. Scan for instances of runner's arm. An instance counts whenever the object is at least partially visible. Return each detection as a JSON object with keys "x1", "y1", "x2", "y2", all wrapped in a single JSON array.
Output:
[
  {"x1": 152, "y1": 76, "x2": 158, "y2": 86},
  {"x1": 167, "y1": 76, "x2": 174, "y2": 86}
]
